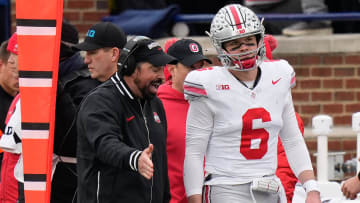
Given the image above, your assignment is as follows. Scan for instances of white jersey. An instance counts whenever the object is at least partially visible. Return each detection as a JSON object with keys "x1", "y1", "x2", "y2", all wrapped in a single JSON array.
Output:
[
  {"x1": 183, "y1": 60, "x2": 312, "y2": 196},
  {"x1": 0, "y1": 97, "x2": 24, "y2": 182},
  {"x1": 0, "y1": 97, "x2": 21, "y2": 154}
]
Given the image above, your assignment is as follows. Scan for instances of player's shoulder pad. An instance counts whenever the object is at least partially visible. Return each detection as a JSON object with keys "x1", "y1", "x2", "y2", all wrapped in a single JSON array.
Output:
[{"x1": 183, "y1": 66, "x2": 218, "y2": 100}]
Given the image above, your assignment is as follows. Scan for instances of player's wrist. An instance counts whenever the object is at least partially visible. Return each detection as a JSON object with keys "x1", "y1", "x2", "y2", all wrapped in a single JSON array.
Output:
[{"x1": 303, "y1": 179, "x2": 320, "y2": 193}]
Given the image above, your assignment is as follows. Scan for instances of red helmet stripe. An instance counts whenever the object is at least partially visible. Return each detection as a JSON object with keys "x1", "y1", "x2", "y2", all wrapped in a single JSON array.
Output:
[{"x1": 229, "y1": 5, "x2": 243, "y2": 30}]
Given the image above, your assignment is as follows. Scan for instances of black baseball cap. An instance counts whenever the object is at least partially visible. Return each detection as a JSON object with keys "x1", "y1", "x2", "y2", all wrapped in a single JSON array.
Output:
[
  {"x1": 73, "y1": 22, "x2": 127, "y2": 51},
  {"x1": 61, "y1": 19, "x2": 78, "y2": 44},
  {"x1": 167, "y1": 39, "x2": 212, "y2": 67},
  {"x1": 134, "y1": 39, "x2": 178, "y2": 67}
]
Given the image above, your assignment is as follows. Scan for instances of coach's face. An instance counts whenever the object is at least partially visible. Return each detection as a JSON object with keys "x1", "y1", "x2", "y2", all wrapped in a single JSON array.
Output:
[{"x1": 134, "y1": 62, "x2": 164, "y2": 100}]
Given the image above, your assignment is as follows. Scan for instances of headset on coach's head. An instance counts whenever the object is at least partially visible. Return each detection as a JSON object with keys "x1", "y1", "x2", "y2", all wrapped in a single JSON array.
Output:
[{"x1": 117, "y1": 36, "x2": 151, "y2": 76}]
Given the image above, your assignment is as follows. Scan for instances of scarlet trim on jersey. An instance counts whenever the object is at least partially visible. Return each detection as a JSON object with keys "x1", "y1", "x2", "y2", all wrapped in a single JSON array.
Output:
[
  {"x1": 202, "y1": 185, "x2": 211, "y2": 203},
  {"x1": 290, "y1": 72, "x2": 296, "y2": 88},
  {"x1": 184, "y1": 81, "x2": 207, "y2": 97}
]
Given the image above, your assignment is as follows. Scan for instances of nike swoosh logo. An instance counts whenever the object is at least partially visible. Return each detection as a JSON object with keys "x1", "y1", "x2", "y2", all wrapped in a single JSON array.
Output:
[
  {"x1": 272, "y1": 78, "x2": 281, "y2": 85},
  {"x1": 126, "y1": 115, "x2": 135, "y2": 122}
]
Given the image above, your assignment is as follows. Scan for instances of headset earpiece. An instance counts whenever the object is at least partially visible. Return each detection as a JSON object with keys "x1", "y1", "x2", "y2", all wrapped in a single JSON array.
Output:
[
  {"x1": 117, "y1": 36, "x2": 151, "y2": 76},
  {"x1": 122, "y1": 55, "x2": 136, "y2": 76}
]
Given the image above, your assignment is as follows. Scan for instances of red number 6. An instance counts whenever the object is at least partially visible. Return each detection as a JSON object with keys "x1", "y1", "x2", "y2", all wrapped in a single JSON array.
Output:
[{"x1": 240, "y1": 108, "x2": 271, "y2": 160}]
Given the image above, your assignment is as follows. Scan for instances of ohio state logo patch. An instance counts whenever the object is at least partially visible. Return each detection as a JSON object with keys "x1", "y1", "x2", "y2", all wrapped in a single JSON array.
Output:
[
  {"x1": 153, "y1": 112, "x2": 161, "y2": 123},
  {"x1": 189, "y1": 43, "x2": 199, "y2": 52}
]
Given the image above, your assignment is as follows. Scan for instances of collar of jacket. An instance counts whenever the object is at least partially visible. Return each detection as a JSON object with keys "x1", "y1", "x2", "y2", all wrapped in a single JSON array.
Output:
[{"x1": 110, "y1": 72, "x2": 136, "y2": 100}]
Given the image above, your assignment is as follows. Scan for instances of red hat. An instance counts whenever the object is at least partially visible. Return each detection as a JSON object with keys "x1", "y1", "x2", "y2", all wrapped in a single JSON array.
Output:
[
  {"x1": 264, "y1": 34, "x2": 277, "y2": 60},
  {"x1": 7, "y1": 33, "x2": 18, "y2": 55},
  {"x1": 264, "y1": 34, "x2": 278, "y2": 51},
  {"x1": 163, "y1": 38, "x2": 179, "y2": 81}
]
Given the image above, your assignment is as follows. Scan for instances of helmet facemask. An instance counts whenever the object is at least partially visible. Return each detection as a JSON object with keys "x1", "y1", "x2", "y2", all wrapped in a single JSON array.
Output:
[{"x1": 208, "y1": 4, "x2": 266, "y2": 71}]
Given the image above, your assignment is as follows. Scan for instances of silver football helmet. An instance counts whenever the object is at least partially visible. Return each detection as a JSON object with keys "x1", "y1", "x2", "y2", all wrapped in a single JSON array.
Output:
[{"x1": 208, "y1": 4, "x2": 266, "y2": 71}]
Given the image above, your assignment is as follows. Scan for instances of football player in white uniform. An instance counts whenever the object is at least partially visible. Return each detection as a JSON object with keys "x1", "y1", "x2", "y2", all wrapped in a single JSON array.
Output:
[{"x1": 183, "y1": 4, "x2": 321, "y2": 203}]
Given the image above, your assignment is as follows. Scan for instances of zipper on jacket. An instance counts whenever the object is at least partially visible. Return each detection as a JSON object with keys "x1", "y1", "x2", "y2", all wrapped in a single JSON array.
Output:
[{"x1": 138, "y1": 99, "x2": 153, "y2": 203}]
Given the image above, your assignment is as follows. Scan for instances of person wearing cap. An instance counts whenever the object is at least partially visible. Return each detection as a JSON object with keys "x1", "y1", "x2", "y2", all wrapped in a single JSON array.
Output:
[
  {"x1": 183, "y1": 4, "x2": 319, "y2": 203},
  {"x1": 73, "y1": 22, "x2": 127, "y2": 82},
  {"x1": 76, "y1": 36, "x2": 177, "y2": 203},
  {"x1": 0, "y1": 40, "x2": 11, "y2": 171},
  {"x1": 51, "y1": 19, "x2": 100, "y2": 203},
  {"x1": 157, "y1": 38, "x2": 211, "y2": 203},
  {"x1": 0, "y1": 38, "x2": 18, "y2": 137},
  {"x1": 0, "y1": 32, "x2": 23, "y2": 203}
]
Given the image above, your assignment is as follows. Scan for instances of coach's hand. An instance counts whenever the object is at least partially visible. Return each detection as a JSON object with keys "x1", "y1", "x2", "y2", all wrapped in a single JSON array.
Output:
[
  {"x1": 138, "y1": 144, "x2": 154, "y2": 180},
  {"x1": 341, "y1": 176, "x2": 360, "y2": 200}
]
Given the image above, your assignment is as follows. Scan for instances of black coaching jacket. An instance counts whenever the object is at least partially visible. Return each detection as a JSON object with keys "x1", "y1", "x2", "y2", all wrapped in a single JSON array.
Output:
[{"x1": 76, "y1": 73, "x2": 170, "y2": 203}]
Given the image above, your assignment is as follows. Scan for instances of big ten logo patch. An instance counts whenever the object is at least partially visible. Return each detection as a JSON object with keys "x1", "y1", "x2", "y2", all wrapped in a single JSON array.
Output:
[
  {"x1": 87, "y1": 29, "x2": 96, "y2": 37},
  {"x1": 238, "y1": 29, "x2": 245, "y2": 34},
  {"x1": 216, "y1": 84, "x2": 230, "y2": 90}
]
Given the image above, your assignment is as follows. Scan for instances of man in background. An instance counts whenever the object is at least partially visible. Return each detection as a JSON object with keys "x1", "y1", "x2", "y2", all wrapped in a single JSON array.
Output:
[
  {"x1": 51, "y1": 19, "x2": 100, "y2": 203},
  {"x1": 73, "y1": 22, "x2": 127, "y2": 83},
  {"x1": 157, "y1": 38, "x2": 211, "y2": 203}
]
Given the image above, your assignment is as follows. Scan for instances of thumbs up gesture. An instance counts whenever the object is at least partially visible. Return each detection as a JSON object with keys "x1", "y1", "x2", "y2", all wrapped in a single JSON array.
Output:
[{"x1": 138, "y1": 144, "x2": 154, "y2": 180}]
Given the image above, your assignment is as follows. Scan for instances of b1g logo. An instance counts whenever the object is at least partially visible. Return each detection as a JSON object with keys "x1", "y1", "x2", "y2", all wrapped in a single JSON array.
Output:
[
  {"x1": 237, "y1": 29, "x2": 245, "y2": 34},
  {"x1": 87, "y1": 29, "x2": 96, "y2": 37},
  {"x1": 216, "y1": 84, "x2": 230, "y2": 90}
]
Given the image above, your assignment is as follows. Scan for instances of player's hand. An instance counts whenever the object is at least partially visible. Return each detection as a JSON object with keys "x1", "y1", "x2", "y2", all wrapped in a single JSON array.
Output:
[
  {"x1": 341, "y1": 176, "x2": 360, "y2": 199},
  {"x1": 138, "y1": 144, "x2": 154, "y2": 180},
  {"x1": 305, "y1": 191, "x2": 321, "y2": 203}
]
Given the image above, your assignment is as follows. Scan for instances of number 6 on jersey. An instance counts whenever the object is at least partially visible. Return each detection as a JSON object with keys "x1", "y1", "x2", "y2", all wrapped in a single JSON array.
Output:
[{"x1": 240, "y1": 108, "x2": 271, "y2": 160}]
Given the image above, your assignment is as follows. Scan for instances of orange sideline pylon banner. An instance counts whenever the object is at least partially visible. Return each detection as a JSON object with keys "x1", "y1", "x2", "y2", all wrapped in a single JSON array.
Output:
[{"x1": 16, "y1": 0, "x2": 63, "y2": 202}]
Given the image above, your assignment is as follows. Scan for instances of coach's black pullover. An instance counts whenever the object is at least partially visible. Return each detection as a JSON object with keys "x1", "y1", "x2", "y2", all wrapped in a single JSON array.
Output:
[{"x1": 77, "y1": 73, "x2": 170, "y2": 203}]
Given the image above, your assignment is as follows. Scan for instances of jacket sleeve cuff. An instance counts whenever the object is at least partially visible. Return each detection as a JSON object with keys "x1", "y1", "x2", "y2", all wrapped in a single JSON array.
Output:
[{"x1": 129, "y1": 150, "x2": 142, "y2": 171}]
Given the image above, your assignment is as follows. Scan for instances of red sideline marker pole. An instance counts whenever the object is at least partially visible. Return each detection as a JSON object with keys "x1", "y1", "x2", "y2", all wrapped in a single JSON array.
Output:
[{"x1": 16, "y1": 0, "x2": 63, "y2": 202}]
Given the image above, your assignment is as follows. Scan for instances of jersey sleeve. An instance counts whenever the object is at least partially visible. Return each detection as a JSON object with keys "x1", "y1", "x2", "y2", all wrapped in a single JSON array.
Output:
[
  {"x1": 279, "y1": 91, "x2": 312, "y2": 177},
  {"x1": 184, "y1": 97, "x2": 213, "y2": 197},
  {"x1": 184, "y1": 69, "x2": 208, "y2": 101}
]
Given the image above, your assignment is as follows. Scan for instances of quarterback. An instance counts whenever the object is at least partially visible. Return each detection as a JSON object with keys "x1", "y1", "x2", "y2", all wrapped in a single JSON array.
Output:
[{"x1": 183, "y1": 4, "x2": 321, "y2": 203}]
